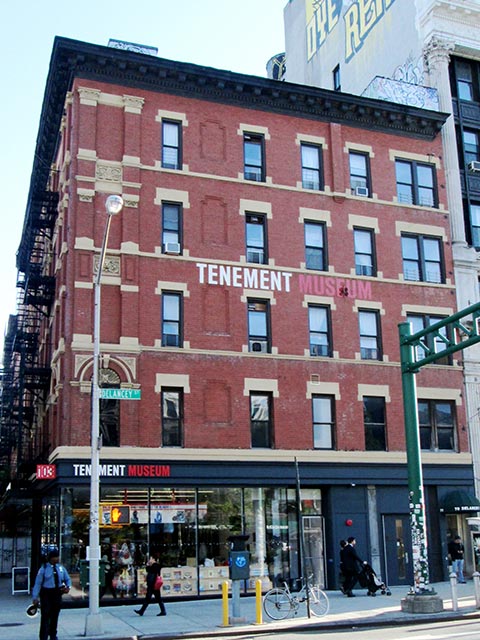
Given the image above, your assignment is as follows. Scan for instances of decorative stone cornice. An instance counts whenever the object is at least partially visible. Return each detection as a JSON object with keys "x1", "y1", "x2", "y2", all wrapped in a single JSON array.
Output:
[
  {"x1": 123, "y1": 195, "x2": 139, "y2": 208},
  {"x1": 17, "y1": 36, "x2": 449, "y2": 272},
  {"x1": 123, "y1": 94, "x2": 145, "y2": 114},
  {"x1": 95, "y1": 161, "x2": 122, "y2": 183},
  {"x1": 423, "y1": 36, "x2": 455, "y2": 72},
  {"x1": 93, "y1": 255, "x2": 120, "y2": 276},
  {"x1": 78, "y1": 86, "x2": 101, "y2": 106}
]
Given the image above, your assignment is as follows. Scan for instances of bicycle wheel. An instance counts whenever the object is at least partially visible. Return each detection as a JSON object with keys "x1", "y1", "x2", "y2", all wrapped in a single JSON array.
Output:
[
  {"x1": 263, "y1": 588, "x2": 292, "y2": 620},
  {"x1": 308, "y1": 586, "x2": 329, "y2": 617}
]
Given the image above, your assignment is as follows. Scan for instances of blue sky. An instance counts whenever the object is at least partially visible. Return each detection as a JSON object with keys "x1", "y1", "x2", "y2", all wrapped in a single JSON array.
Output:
[{"x1": 0, "y1": 0, "x2": 287, "y2": 352}]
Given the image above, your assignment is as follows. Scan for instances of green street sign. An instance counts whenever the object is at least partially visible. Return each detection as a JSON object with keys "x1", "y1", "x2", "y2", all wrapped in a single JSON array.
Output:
[{"x1": 100, "y1": 388, "x2": 141, "y2": 400}]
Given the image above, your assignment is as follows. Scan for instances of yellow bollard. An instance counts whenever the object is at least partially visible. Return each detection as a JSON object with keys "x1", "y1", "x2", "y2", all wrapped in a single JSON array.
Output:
[
  {"x1": 255, "y1": 578, "x2": 263, "y2": 625},
  {"x1": 222, "y1": 580, "x2": 230, "y2": 626}
]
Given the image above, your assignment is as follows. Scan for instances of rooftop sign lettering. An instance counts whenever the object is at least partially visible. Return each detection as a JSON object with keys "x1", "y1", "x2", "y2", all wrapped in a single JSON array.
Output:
[{"x1": 306, "y1": 0, "x2": 397, "y2": 63}]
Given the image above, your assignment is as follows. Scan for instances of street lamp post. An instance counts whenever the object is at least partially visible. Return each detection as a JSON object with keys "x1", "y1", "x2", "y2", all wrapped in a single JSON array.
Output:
[{"x1": 85, "y1": 194, "x2": 124, "y2": 637}]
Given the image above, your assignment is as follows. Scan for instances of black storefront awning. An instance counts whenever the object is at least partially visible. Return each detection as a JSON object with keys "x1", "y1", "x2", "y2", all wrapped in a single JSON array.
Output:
[{"x1": 439, "y1": 490, "x2": 480, "y2": 513}]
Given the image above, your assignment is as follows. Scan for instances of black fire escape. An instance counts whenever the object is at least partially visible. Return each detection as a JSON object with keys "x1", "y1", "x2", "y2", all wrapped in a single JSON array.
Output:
[{"x1": 0, "y1": 191, "x2": 58, "y2": 488}]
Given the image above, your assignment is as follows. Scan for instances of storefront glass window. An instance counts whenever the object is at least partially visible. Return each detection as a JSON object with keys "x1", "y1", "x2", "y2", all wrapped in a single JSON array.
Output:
[
  {"x1": 56, "y1": 483, "x2": 324, "y2": 599},
  {"x1": 42, "y1": 494, "x2": 60, "y2": 555},
  {"x1": 149, "y1": 487, "x2": 197, "y2": 599}
]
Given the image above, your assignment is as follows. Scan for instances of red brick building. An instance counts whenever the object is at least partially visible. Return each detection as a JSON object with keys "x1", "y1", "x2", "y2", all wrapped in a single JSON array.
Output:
[{"x1": 0, "y1": 37, "x2": 474, "y2": 595}]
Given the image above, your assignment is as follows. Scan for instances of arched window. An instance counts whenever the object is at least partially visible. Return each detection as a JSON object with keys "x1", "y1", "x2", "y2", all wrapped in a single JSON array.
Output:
[{"x1": 99, "y1": 368, "x2": 120, "y2": 447}]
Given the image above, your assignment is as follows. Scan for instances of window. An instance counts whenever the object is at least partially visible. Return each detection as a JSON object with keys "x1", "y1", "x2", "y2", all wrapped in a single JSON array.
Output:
[
  {"x1": 162, "y1": 292, "x2": 182, "y2": 347},
  {"x1": 363, "y1": 397, "x2": 386, "y2": 451},
  {"x1": 162, "y1": 120, "x2": 182, "y2": 170},
  {"x1": 349, "y1": 152, "x2": 370, "y2": 196},
  {"x1": 333, "y1": 64, "x2": 341, "y2": 91},
  {"x1": 246, "y1": 213, "x2": 267, "y2": 264},
  {"x1": 162, "y1": 388, "x2": 183, "y2": 447},
  {"x1": 358, "y1": 309, "x2": 381, "y2": 360},
  {"x1": 470, "y1": 204, "x2": 480, "y2": 248},
  {"x1": 244, "y1": 133, "x2": 265, "y2": 182},
  {"x1": 395, "y1": 160, "x2": 437, "y2": 207},
  {"x1": 99, "y1": 368, "x2": 120, "y2": 447},
  {"x1": 301, "y1": 143, "x2": 323, "y2": 190},
  {"x1": 354, "y1": 227, "x2": 376, "y2": 276},
  {"x1": 418, "y1": 400, "x2": 456, "y2": 451},
  {"x1": 250, "y1": 393, "x2": 273, "y2": 448},
  {"x1": 248, "y1": 299, "x2": 270, "y2": 353},
  {"x1": 401, "y1": 234, "x2": 443, "y2": 283},
  {"x1": 456, "y1": 60, "x2": 474, "y2": 101},
  {"x1": 406, "y1": 313, "x2": 451, "y2": 365},
  {"x1": 162, "y1": 202, "x2": 182, "y2": 253},
  {"x1": 308, "y1": 305, "x2": 331, "y2": 357},
  {"x1": 312, "y1": 395, "x2": 335, "y2": 449},
  {"x1": 305, "y1": 221, "x2": 326, "y2": 270},
  {"x1": 463, "y1": 130, "x2": 479, "y2": 164}
]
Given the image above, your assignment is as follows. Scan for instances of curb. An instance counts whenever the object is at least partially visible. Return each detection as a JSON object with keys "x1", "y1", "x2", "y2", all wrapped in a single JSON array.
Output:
[{"x1": 133, "y1": 608, "x2": 480, "y2": 640}]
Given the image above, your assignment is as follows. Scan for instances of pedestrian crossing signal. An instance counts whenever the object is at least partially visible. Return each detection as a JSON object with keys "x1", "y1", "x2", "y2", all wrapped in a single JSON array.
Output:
[{"x1": 111, "y1": 506, "x2": 130, "y2": 524}]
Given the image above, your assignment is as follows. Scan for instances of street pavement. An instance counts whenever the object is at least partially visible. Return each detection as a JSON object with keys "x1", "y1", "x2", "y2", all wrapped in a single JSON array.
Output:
[{"x1": 2, "y1": 577, "x2": 480, "y2": 640}]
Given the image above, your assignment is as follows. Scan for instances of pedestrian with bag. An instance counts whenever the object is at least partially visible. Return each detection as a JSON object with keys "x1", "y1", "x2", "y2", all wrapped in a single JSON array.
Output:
[
  {"x1": 340, "y1": 536, "x2": 366, "y2": 597},
  {"x1": 448, "y1": 535, "x2": 466, "y2": 583},
  {"x1": 31, "y1": 548, "x2": 71, "y2": 640},
  {"x1": 134, "y1": 555, "x2": 166, "y2": 616}
]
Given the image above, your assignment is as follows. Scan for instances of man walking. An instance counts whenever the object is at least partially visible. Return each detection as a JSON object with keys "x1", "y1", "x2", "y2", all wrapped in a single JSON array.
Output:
[
  {"x1": 32, "y1": 548, "x2": 71, "y2": 640},
  {"x1": 448, "y1": 535, "x2": 466, "y2": 583},
  {"x1": 340, "y1": 536, "x2": 366, "y2": 597}
]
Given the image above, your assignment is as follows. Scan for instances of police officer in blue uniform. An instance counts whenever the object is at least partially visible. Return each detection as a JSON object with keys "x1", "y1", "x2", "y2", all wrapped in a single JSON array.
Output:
[{"x1": 32, "y1": 548, "x2": 71, "y2": 640}]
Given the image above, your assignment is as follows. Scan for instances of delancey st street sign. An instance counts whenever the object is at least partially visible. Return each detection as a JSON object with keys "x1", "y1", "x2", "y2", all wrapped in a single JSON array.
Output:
[{"x1": 100, "y1": 388, "x2": 141, "y2": 400}]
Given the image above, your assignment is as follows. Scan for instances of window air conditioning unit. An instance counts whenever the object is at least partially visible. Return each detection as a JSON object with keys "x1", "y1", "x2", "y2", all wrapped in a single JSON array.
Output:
[
  {"x1": 249, "y1": 340, "x2": 268, "y2": 353},
  {"x1": 355, "y1": 186, "x2": 369, "y2": 197},
  {"x1": 468, "y1": 161, "x2": 480, "y2": 173},
  {"x1": 248, "y1": 249, "x2": 264, "y2": 264},
  {"x1": 310, "y1": 344, "x2": 328, "y2": 357},
  {"x1": 164, "y1": 242, "x2": 181, "y2": 255}
]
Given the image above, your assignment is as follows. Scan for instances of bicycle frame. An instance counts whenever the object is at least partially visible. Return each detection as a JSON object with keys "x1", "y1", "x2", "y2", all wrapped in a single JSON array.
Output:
[{"x1": 263, "y1": 574, "x2": 329, "y2": 620}]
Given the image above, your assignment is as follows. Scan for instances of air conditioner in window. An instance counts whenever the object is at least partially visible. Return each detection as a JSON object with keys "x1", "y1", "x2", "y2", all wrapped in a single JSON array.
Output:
[
  {"x1": 164, "y1": 242, "x2": 181, "y2": 255},
  {"x1": 355, "y1": 186, "x2": 369, "y2": 197},
  {"x1": 468, "y1": 161, "x2": 480, "y2": 173},
  {"x1": 247, "y1": 249, "x2": 264, "y2": 264},
  {"x1": 163, "y1": 334, "x2": 180, "y2": 347},
  {"x1": 310, "y1": 344, "x2": 328, "y2": 357},
  {"x1": 249, "y1": 339, "x2": 268, "y2": 353}
]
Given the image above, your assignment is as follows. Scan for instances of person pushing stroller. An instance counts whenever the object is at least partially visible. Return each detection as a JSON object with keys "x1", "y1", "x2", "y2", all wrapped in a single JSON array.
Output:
[{"x1": 340, "y1": 536, "x2": 366, "y2": 597}]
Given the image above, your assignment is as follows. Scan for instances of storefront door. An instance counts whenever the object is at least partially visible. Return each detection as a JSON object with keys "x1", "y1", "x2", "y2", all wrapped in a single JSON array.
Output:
[
  {"x1": 302, "y1": 515, "x2": 325, "y2": 588},
  {"x1": 382, "y1": 514, "x2": 413, "y2": 586}
]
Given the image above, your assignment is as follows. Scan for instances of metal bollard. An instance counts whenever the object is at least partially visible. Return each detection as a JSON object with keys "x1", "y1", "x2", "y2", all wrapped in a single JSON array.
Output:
[
  {"x1": 473, "y1": 571, "x2": 480, "y2": 609},
  {"x1": 222, "y1": 580, "x2": 230, "y2": 627},
  {"x1": 255, "y1": 578, "x2": 263, "y2": 625},
  {"x1": 449, "y1": 571, "x2": 458, "y2": 611}
]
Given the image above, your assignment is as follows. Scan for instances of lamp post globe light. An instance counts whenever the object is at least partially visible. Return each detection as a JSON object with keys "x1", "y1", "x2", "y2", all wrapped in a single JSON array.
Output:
[{"x1": 85, "y1": 194, "x2": 124, "y2": 636}]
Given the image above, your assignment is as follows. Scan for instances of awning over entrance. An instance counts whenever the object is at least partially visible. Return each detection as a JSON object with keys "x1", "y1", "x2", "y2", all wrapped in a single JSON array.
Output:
[{"x1": 439, "y1": 490, "x2": 480, "y2": 513}]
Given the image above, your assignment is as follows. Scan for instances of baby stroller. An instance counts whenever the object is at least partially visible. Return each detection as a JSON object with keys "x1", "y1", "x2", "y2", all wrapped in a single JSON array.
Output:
[{"x1": 358, "y1": 563, "x2": 391, "y2": 596}]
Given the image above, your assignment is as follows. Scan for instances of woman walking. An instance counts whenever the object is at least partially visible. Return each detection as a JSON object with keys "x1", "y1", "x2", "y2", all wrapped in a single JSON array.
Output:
[{"x1": 134, "y1": 555, "x2": 166, "y2": 616}]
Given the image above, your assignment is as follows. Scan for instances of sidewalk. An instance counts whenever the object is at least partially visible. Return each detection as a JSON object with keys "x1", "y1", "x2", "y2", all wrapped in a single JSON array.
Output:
[{"x1": 2, "y1": 578, "x2": 480, "y2": 640}]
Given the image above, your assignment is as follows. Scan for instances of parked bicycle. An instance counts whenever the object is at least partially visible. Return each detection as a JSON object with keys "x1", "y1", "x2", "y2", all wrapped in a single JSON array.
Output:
[{"x1": 263, "y1": 576, "x2": 329, "y2": 620}]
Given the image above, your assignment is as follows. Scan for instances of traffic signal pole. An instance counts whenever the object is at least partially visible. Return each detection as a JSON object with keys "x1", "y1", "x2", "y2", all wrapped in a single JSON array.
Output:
[
  {"x1": 399, "y1": 322, "x2": 429, "y2": 592},
  {"x1": 398, "y1": 300, "x2": 480, "y2": 601}
]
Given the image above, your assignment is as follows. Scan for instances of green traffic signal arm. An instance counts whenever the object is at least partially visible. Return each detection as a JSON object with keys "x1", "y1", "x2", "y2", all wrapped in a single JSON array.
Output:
[{"x1": 400, "y1": 299, "x2": 480, "y2": 373}]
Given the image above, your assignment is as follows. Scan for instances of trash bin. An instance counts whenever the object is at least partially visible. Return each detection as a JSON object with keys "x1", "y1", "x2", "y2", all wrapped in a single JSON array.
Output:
[{"x1": 228, "y1": 534, "x2": 250, "y2": 580}]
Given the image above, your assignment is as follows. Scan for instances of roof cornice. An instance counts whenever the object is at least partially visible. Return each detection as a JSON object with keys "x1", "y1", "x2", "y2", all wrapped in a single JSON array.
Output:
[{"x1": 18, "y1": 36, "x2": 448, "y2": 268}]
